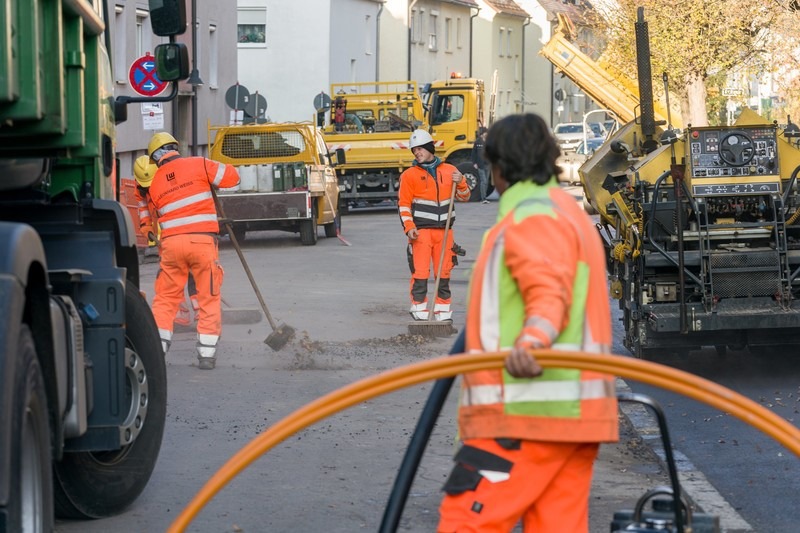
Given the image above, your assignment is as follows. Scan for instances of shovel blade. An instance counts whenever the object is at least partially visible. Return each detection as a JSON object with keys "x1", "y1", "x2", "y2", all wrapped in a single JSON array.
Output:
[{"x1": 264, "y1": 323, "x2": 296, "y2": 351}]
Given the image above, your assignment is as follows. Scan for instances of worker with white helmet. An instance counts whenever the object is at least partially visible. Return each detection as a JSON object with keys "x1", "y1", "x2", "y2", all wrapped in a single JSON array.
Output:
[{"x1": 399, "y1": 129, "x2": 471, "y2": 321}]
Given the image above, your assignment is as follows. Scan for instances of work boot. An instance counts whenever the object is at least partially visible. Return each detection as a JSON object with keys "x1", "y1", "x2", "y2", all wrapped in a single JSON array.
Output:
[
  {"x1": 434, "y1": 303, "x2": 452, "y2": 321},
  {"x1": 197, "y1": 356, "x2": 216, "y2": 370},
  {"x1": 196, "y1": 335, "x2": 218, "y2": 369},
  {"x1": 409, "y1": 301, "x2": 429, "y2": 321}
]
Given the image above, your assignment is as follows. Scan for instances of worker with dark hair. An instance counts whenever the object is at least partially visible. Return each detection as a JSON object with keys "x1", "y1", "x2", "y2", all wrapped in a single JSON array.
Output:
[{"x1": 437, "y1": 114, "x2": 618, "y2": 532}]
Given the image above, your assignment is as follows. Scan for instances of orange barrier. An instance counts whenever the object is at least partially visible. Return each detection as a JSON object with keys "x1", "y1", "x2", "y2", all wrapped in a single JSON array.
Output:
[{"x1": 167, "y1": 351, "x2": 800, "y2": 532}]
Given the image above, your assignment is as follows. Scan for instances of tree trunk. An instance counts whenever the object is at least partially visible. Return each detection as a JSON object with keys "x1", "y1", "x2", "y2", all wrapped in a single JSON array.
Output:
[{"x1": 685, "y1": 72, "x2": 708, "y2": 127}]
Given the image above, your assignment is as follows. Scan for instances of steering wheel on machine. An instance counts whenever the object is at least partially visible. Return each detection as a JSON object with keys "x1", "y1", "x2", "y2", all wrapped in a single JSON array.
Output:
[{"x1": 719, "y1": 131, "x2": 755, "y2": 166}]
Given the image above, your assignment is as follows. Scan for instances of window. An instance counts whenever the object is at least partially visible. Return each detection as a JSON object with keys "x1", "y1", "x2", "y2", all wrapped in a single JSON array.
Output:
[
  {"x1": 411, "y1": 8, "x2": 421, "y2": 43},
  {"x1": 114, "y1": 5, "x2": 126, "y2": 83},
  {"x1": 456, "y1": 17, "x2": 462, "y2": 49},
  {"x1": 135, "y1": 9, "x2": 149, "y2": 57},
  {"x1": 444, "y1": 18, "x2": 452, "y2": 52},
  {"x1": 514, "y1": 57, "x2": 519, "y2": 82},
  {"x1": 506, "y1": 28, "x2": 512, "y2": 57},
  {"x1": 209, "y1": 24, "x2": 218, "y2": 88},
  {"x1": 428, "y1": 12, "x2": 438, "y2": 51},
  {"x1": 430, "y1": 94, "x2": 464, "y2": 125},
  {"x1": 238, "y1": 7, "x2": 266, "y2": 46},
  {"x1": 498, "y1": 28, "x2": 504, "y2": 57}
]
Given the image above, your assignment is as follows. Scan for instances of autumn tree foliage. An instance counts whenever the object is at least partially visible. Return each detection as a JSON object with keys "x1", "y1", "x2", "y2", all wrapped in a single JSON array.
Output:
[{"x1": 588, "y1": 0, "x2": 796, "y2": 126}]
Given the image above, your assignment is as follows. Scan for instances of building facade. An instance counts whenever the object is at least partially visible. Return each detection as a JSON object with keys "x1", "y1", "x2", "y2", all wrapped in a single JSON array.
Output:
[{"x1": 112, "y1": 0, "x2": 238, "y2": 181}]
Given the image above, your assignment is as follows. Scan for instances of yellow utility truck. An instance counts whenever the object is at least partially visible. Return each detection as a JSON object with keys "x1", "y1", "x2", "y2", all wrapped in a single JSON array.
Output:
[
  {"x1": 322, "y1": 77, "x2": 489, "y2": 209},
  {"x1": 208, "y1": 122, "x2": 342, "y2": 245}
]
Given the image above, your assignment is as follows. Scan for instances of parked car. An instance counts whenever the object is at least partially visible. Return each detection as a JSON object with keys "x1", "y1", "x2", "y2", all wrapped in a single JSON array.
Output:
[
  {"x1": 557, "y1": 137, "x2": 605, "y2": 184},
  {"x1": 553, "y1": 122, "x2": 586, "y2": 153},
  {"x1": 604, "y1": 119, "x2": 619, "y2": 135},
  {"x1": 588, "y1": 122, "x2": 607, "y2": 139}
]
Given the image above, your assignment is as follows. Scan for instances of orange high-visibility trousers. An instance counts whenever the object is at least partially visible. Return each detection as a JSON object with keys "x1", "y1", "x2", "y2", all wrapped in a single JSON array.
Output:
[
  {"x1": 152, "y1": 234, "x2": 223, "y2": 345},
  {"x1": 437, "y1": 438, "x2": 599, "y2": 533},
  {"x1": 408, "y1": 227, "x2": 455, "y2": 304}
]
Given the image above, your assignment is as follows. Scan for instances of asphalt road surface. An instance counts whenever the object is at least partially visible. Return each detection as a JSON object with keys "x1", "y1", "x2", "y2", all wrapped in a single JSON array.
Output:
[{"x1": 53, "y1": 188, "x2": 793, "y2": 532}]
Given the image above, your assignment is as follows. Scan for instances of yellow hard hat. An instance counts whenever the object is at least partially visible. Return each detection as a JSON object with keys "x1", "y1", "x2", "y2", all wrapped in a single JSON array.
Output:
[
  {"x1": 147, "y1": 132, "x2": 179, "y2": 157},
  {"x1": 133, "y1": 155, "x2": 158, "y2": 187}
]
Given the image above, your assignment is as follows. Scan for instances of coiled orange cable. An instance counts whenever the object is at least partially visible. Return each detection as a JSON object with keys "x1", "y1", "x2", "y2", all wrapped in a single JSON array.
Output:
[{"x1": 167, "y1": 351, "x2": 800, "y2": 532}]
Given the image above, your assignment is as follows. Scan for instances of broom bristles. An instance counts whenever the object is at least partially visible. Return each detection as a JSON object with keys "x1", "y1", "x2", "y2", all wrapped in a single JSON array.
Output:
[{"x1": 407, "y1": 320, "x2": 457, "y2": 337}]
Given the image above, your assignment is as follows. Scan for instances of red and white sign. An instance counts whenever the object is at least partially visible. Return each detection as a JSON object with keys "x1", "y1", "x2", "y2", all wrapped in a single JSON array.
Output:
[{"x1": 128, "y1": 54, "x2": 167, "y2": 97}]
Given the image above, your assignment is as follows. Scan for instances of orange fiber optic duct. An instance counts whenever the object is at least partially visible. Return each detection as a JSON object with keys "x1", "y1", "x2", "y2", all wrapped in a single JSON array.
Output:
[{"x1": 167, "y1": 351, "x2": 800, "y2": 532}]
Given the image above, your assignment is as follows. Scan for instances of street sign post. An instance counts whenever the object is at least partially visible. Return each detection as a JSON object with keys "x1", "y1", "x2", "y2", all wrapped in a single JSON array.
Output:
[{"x1": 129, "y1": 53, "x2": 168, "y2": 97}]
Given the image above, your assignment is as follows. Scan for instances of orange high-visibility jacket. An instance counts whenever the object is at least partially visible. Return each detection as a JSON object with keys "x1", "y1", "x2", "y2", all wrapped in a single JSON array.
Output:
[
  {"x1": 148, "y1": 156, "x2": 240, "y2": 239},
  {"x1": 398, "y1": 162, "x2": 471, "y2": 234},
  {"x1": 135, "y1": 185, "x2": 156, "y2": 234},
  {"x1": 459, "y1": 179, "x2": 618, "y2": 443}
]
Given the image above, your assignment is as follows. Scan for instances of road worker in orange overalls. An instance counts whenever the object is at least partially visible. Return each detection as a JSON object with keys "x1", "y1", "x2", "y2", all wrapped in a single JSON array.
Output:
[
  {"x1": 146, "y1": 133, "x2": 240, "y2": 370},
  {"x1": 398, "y1": 129, "x2": 471, "y2": 321},
  {"x1": 437, "y1": 114, "x2": 618, "y2": 532},
  {"x1": 134, "y1": 156, "x2": 200, "y2": 328}
]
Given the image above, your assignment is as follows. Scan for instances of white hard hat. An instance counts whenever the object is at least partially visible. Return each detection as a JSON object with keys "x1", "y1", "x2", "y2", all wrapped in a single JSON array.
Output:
[{"x1": 409, "y1": 129, "x2": 434, "y2": 150}]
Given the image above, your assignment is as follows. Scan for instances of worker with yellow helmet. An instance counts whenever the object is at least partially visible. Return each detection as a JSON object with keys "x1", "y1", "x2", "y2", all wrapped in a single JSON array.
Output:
[
  {"x1": 133, "y1": 155, "x2": 198, "y2": 327},
  {"x1": 145, "y1": 132, "x2": 240, "y2": 369}
]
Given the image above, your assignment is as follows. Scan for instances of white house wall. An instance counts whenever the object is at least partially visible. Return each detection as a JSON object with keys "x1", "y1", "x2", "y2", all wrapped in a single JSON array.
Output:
[
  {"x1": 516, "y1": 0, "x2": 552, "y2": 123},
  {"x1": 111, "y1": 0, "x2": 237, "y2": 179},
  {"x1": 237, "y1": 0, "x2": 330, "y2": 123},
  {"x1": 235, "y1": 0, "x2": 558, "y2": 127}
]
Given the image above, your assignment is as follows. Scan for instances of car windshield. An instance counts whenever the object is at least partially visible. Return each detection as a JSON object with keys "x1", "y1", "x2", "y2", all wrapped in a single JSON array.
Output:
[{"x1": 555, "y1": 124, "x2": 583, "y2": 134}]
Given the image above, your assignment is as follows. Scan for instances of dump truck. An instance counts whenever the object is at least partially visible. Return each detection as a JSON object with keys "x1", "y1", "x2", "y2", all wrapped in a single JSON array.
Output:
[
  {"x1": 208, "y1": 122, "x2": 342, "y2": 245},
  {"x1": 540, "y1": 12, "x2": 682, "y2": 129},
  {"x1": 0, "y1": 1, "x2": 188, "y2": 529},
  {"x1": 578, "y1": 8, "x2": 800, "y2": 358},
  {"x1": 321, "y1": 77, "x2": 491, "y2": 209}
]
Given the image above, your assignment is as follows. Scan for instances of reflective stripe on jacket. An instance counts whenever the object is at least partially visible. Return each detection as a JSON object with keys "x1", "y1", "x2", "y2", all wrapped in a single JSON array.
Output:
[
  {"x1": 148, "y1": 156, "x2": 240, "y2": 238},
  {"x1": 398, "y1": 163, "x2": 471, "y2": 233},
  {"x1": 135, "y1": 185, "x2": 155, "y2": 230},
  {"x1": 459, "y1": 179, "x2": 618, "y2": 443}
]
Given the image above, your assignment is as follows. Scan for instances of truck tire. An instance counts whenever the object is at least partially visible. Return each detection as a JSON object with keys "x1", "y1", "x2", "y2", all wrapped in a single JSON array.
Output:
[
  {"x1": 2, "y1": 324, "x2": 54, "y2": 533},
  {"x1": 53, "y1": 281, "x2": 167, "y2": 519},
  {"x1": 300, "y1": 205, "x2": 318, "y2": 246},
  {"x1": 455, "y1": 162, "x2": 494, "y2": 202},
  {"x1": 324, "y1": 212, "x2": 341, "y2": 238}
]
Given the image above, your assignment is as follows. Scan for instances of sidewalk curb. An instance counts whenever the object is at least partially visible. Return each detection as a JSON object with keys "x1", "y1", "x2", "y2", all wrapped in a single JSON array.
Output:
[{"x1": 616, "y1": 379, "x2": 753, "y2": 533}]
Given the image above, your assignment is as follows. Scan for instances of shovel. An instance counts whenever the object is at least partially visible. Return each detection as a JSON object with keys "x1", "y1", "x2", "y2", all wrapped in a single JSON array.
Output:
[{"x1": 211, "y1": 188, "x2": 295, "y2": 351}]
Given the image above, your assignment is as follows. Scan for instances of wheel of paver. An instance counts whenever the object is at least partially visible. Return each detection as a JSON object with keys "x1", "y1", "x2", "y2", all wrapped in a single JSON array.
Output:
[
  {"x1": 324, "y1": 211, "x2": 341, "y2": 238},
  {"x1": 53, "y1": 281, "x2": 167, "y2": 518},
  {"x1": 300, "y1": 205, "x2": 318, "y2": 246},
  {"x1": 2, "y1": 324, "x2": 54, "y2": 532}
]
